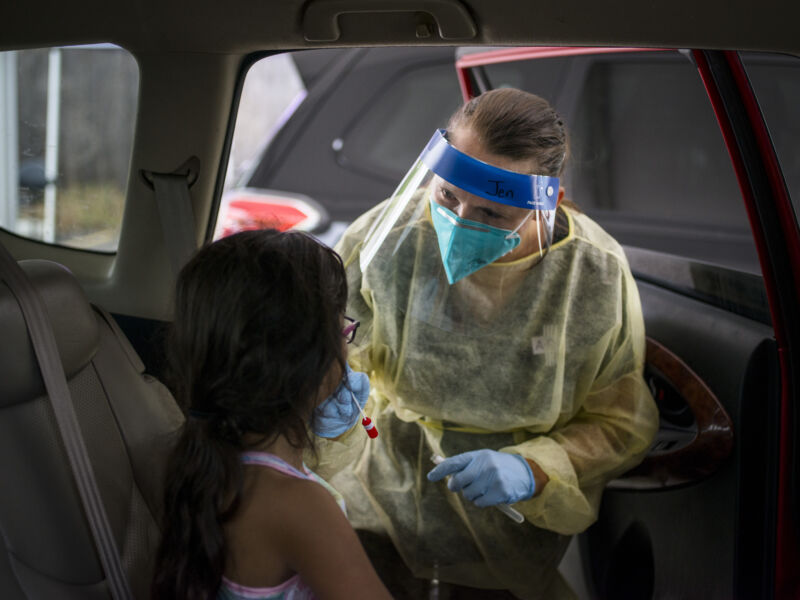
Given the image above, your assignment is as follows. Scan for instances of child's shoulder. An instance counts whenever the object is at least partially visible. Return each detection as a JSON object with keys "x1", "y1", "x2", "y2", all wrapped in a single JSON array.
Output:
[
  {"x1": 226, "y1": 467, "x2": 345, "y2": 571},
  {"x1": 247, "y1": 466, "x2": 345, "y2": 530},
  {"x1": 245, "y1": 468, "x2": 355, "y2": 569},
  {"x1": 242, "y1": 469, "x2": 346, "y2": 543}
]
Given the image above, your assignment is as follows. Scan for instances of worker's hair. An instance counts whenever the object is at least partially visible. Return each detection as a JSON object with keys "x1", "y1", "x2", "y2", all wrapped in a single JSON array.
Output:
[
  {"x1": 152, "y1": 229, "x2": 348, "y2": 600},
  {"x1": 447, "y1": 87, "x2": 569, "y2": 178},
  {"x1": 448, "y1": 87, "x2": 577, "y2": 238}
]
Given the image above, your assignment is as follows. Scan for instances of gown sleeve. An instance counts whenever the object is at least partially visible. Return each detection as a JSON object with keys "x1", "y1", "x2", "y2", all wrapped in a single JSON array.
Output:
[{"x1": 501, "y1": 264, "x2": 659, "y2": 535}]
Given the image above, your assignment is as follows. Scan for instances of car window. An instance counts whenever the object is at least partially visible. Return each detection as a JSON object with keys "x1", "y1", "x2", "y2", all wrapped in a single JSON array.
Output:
[
  {"x1": 225, "y1": 53, "x2": 306, "y2": 190},
  {"x1": 338, "y1": 61, "x2": 462, "y2": 181},
  {"x1": 741, "y1": 52, "x2": 800, "y2": 222},
  {"x1": 217, "y1": 48, "x2": 463, "y2": 245},
  {"x1": 220, "y1": 47, "x2": 766, "y2": 301},
  {"x1": 216, "y1": 53, "x2": 318, "y2": 240},
  {"x1": 481, "y1": 51, "x2": 757, "y2": 273},
  {"x1": 0, "y1": 45, "x2": 138, "y2": 252},
  {"x1": 478, "y1": 54, "x2": 573, "y2": 108},
  {"x1": 569, "y1": 52, "x2": 758, "y2": 271},
  {"x1": 466, "y1": 49, "x2": 770, "y2": 323}
]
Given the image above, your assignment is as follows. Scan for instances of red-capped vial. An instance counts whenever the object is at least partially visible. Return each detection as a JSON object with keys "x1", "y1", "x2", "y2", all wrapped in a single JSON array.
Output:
[{"x1": 362, "y1": 417, "x2": 379, "y2": 438}]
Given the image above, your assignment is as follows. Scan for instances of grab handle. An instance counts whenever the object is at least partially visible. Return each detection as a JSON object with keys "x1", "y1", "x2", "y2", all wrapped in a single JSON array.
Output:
[{"x1": 303, "y1": 0, "x2": 477, "y2": 42}]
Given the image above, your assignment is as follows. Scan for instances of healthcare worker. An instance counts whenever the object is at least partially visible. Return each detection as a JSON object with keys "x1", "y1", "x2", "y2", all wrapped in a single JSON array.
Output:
[{"x1": 313, "y1": 88, "x2": 659, "y2": 599}]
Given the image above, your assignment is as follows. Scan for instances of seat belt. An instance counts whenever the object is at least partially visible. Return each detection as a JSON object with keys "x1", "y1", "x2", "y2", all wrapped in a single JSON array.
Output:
[
  {"x1": 143, "y1": 157, "x2": 199, "y2": 276},
  {"x1": 0, "y1": 243, "x2": 134, "y2": 600}
]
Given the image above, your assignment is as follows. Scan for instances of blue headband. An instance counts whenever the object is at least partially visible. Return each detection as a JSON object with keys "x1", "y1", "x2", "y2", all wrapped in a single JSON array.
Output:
[{"x1": 420, "y1": 129, "x2": 559, "y2": 211}]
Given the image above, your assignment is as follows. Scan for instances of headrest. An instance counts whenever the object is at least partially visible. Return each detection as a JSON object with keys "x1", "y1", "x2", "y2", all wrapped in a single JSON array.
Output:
[{"x1": 0, "y1": 259, "x2": 100, "y2": 407}]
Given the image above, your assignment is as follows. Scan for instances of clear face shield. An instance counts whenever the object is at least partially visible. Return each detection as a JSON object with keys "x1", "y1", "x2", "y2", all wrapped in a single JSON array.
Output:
[{"x1": 360, "y1": 129, "x2": 559, "y2": 285}]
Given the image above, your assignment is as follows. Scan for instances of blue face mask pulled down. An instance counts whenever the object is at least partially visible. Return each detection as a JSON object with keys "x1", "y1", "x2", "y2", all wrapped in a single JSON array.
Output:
[{"x1": 430, "y1": 200, "x2": 521, "y2": 284}]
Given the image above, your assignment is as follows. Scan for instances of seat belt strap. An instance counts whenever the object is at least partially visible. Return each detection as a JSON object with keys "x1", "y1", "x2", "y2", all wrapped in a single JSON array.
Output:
[
  {"x1": 150, "y1": 171, "x2": 197, "y2": 276},
  {"x1": 0, "y1": 244, "x2": 134, "y2": 600}
]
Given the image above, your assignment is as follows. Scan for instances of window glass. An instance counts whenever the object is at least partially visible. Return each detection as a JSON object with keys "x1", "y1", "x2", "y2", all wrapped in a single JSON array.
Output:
[
  {"x1": 741, "y1": 52, "x2": 800, "y2": 222},
  {"x1": 215, "y1": 53, "x2": 313, "y2": 240},
  {"x1": 467, "y1": 49, "x2": 765, "y2": 320},
  {"x1": 218, "y1": 49, "x2": 462, "y2": 246},
  {"x1": 225, "y1": 53, "x2": 306, "y2": 190},
  {"x1": 340, "y1": 62, "x2": 462, "y2": 181},
  {"x1": 482, "y1": 57, "x2": 570, "y2": 109},
  {"x1": 0, "y1": 45, "x2": 138, "y2": 251},
  {"x1": 469, "y1": 51, "x2": 758, "y2": 273},
  {"x1": 566, "y1": 52, "x2": 758, "y2": 273}
]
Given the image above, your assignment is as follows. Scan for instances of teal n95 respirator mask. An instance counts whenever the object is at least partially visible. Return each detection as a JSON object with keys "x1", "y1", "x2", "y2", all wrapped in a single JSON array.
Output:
[{"x1": 430, "y1": 201, "x2": 524, "y2": 284}]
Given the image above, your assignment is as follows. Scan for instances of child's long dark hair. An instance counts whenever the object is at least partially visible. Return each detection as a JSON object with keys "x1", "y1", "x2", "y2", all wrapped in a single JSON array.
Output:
[{"x1": 152, "y1": 229, "x2": 348, "y2": 600}]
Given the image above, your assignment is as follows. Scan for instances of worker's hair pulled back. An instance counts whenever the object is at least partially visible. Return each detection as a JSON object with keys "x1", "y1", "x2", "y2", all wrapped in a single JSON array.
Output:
[
  {"x1": 152, "y1": 229, "x2": 348, "y2": 600},
  {"x1": 448, "y1": 88, "x2": 568, "y2": 177}
]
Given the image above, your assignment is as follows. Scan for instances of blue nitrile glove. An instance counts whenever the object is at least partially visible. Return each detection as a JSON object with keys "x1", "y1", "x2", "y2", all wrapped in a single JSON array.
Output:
[
  {"x1": 426, "y1": 449, "x2": 535, "y2": 507},
  {"x1": 312, "y1": 364, "x2": 369, "y2": 438}
]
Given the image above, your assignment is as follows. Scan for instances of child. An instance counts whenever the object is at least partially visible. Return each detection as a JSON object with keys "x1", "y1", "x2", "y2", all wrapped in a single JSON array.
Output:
[{"x1": 152, "y1": 230, "x2": 391, "y2": 599}]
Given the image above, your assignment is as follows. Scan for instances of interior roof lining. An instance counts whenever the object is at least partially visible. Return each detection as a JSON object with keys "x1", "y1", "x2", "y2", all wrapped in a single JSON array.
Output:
[{"x1": 1, "y1": 0, "x2": 799, "y2": 55}]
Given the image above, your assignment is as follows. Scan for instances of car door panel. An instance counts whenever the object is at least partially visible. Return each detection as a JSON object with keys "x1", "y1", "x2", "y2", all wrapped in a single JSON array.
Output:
[
  {"x1": 583, "y1": 277, "x2": 776, "y2": 598},
  {"x1": 612, "y1": 337, "x2": 734, "y2": 490}
]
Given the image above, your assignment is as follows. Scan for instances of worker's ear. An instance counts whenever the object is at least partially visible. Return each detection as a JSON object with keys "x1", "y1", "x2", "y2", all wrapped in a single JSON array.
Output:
[{"x1": 556, "y1": 187, "x2": 565, "y2": 208}]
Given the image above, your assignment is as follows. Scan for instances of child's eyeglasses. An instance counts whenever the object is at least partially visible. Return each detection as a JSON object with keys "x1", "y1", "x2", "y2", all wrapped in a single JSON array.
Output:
[{"x1": 342, "y1": 316, "x2": 360, "y2": 344}]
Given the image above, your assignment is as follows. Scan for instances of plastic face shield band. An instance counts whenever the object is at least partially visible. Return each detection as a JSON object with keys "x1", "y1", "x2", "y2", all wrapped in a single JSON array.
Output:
[
  {"x1": 422, "y1": 129, "x2": 559, "y2": 213},
  {"x1": 359, "y1": 129, "x2": 559, "y2": 276}
]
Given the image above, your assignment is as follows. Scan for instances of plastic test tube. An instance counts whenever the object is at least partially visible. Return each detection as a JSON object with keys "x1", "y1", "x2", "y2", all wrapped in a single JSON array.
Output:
[{"x1": 431, "y1": 454, "x2": 525, "y2": 524}]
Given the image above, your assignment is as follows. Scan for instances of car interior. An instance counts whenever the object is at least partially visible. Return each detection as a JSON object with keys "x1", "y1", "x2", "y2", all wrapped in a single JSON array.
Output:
[{"x1": 1, "y1": 1, "x2": 799, "y2": 598}]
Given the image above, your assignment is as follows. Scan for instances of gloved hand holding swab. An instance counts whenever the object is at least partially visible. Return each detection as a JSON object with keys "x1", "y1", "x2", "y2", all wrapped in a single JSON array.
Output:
[
  {"x1": 312, "y1": 364, "x2": 373, "y2": 438},
  {"x1": 430, "y1": 454, "x2": 525, "y2": 524}
]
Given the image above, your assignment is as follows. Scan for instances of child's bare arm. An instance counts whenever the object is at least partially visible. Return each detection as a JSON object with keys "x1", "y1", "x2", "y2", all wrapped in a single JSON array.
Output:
[{"x1": 278, "y1": 479, "x2": 392, "y2": 599}]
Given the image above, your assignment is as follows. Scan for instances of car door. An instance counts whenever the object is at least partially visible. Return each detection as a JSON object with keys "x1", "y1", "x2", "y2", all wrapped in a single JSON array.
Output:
[{"x1": 458, "y1": 47, "x2": 800, "y2": 598}]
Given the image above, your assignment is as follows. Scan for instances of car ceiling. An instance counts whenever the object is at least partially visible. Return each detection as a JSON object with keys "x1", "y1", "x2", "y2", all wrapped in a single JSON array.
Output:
[{"x1": 2, "y1": 0, "x2": 799, "y2": 54}]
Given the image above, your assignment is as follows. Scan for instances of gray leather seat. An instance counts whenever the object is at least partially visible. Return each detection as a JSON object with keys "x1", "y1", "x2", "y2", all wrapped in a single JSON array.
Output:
[{"x1": 0, "y1": 259, "x2": 184, "y2": 599}]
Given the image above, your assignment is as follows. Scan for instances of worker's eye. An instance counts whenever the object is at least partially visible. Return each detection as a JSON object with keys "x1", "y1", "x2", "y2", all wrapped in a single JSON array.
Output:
[
  {"x1": 480, "y1": 206, "x2": 504, "y2": 220},
  {"x1": 438, "y1": 186, "x2": 459, "y2": 207}
]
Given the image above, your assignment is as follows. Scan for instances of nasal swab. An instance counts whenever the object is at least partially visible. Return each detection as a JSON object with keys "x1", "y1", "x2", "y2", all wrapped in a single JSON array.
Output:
[
  {"x1": 431, "y1": 454, "x2": 524, "y2": 524},
  {"x1": 352, "y1": 392, "x2": 378, "y2": 438}
]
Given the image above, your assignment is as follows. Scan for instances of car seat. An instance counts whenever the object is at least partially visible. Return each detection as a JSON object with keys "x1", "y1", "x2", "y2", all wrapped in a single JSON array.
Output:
[{"x1": 0, "y1": 259, "x2": 184, "y2": 599}]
